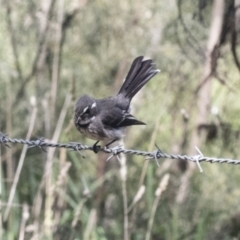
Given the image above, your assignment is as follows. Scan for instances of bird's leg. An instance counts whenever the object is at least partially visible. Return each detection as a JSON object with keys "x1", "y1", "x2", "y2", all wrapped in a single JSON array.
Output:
[
  {"x1": 105, "y1": 138, "x2": 118, "y2": 148},
  {"x1": 92, "y1": 141, "x2": 101, "y2": 153}
]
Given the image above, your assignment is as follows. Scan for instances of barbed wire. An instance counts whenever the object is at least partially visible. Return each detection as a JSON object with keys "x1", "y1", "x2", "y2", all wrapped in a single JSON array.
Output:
[{"x1": 1, "y1": 132, "x2": 240, "y2": 170}]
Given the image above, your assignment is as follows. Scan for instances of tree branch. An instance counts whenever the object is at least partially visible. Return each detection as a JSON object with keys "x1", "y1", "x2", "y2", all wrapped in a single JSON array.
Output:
[{"x1": 6, "y1": 1, "x2": 23, "y2": 82}]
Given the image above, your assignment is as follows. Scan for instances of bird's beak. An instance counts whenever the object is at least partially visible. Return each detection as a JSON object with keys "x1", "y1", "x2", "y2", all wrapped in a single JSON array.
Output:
[{"x1": 77, "y1": 116, "x2": 90, "y2": 125}]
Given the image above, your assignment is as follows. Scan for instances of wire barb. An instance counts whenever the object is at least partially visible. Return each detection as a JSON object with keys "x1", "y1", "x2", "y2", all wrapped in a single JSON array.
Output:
[
  {"x1": 194, "y1": 146, "x2": 203, "y2": 172},
  {"x1": 0, "y1": 132, "x2": 11, "y2": 148},
  {"x1": 106, "y1": 145, "x2": 123, "y2": 162},
  {"x1": 69, "y1": 142, "x2": 85, "y2": 158},
  {"x1": 28, "y1": 137, "x2": 47, "y2": 152},
  {"x1": 154, "y1": 144, "x2": 163, "y2": 167}
]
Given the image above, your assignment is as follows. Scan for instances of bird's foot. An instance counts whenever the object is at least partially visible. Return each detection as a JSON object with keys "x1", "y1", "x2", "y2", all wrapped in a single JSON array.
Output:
[{"x1": 92, "y1": 141, "x2": 101, "y2": 153}]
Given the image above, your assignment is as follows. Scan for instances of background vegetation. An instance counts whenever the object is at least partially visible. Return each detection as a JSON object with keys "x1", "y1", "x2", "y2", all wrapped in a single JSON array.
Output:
[{"x1": 1, "y1": 0, "x2": 240, "y2": 239}]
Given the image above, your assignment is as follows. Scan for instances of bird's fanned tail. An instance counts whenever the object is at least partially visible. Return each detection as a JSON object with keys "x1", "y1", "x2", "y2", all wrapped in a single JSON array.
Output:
[{"x1": 118, "y1": 56, "x2": 160, "y2": 101}]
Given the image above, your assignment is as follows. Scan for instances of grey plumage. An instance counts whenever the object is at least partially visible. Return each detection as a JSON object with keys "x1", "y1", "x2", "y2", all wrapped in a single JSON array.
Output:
[{"x1": 74, "y1": 56, "x2": 160, "y2": 142}]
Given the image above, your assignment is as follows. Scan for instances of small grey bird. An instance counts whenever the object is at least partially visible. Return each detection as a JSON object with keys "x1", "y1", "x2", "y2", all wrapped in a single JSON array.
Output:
[{"x1": 74, "y1": 56, "x2": 160, "y2": 152}]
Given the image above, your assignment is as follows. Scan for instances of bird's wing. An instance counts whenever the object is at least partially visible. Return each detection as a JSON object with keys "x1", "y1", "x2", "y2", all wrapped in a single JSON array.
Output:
[{"x1": 101, "y1": 108, "x2": 146, "y2": 128}]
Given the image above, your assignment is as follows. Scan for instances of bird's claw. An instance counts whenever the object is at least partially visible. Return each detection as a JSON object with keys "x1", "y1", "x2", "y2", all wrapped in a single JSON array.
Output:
[{"x1": 92, "y1": 141, "x2": 101, "y2": 153}]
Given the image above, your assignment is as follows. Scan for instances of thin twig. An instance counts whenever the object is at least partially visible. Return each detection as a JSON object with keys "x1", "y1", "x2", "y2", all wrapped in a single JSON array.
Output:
[
  {"x1": 119, "y1": 148, "x2": 129, "y2": 240},
  {"x1": 50, "y1": 0, "x2": 65, "y2": 118},
  {"x1": 19, "y1": 203, "x2": 29, "y2": 240},
  {"x1": 177, "y1": 0, "x2": 205, "y2": 58},
  {"x1": 130, "y1": 107, "x2": 163, "y2": 236},
  {"x1": 231, "y1": 25, "x2": 240, "y2": 72},
  {"x1": 83, "y1": 209, "x2": 97, "y2": 240},
  {"x1": 6, "y1": 69, "x2": 13, "y2": 191},
  {"x1": 71, "y1": 198, "x2": 88, "y2": 228},
  {"x1": 127, "y1": 185, "x2": 145, "y2": 213},
  {"x1": 145, "y1": 174, "x2": 170, "y2": 240},
  {"x1": 14, "y1": 0, "x2": 57, "y2": 104},
  {"x1": 4, "y1": 106, "x2": 37, "y2": 221},
  {"x1": 53, "y1": 161, "x2": 71, "y2": 229},
  {"x1": 6, "y1": 1, "x2": 23, "y2": 81},
  {"x1": 44, "y1": 94, "x2": 72, "y2": 238},
  {"x1": 0, "y1": 146, "x2": 2, "y2": 239}
]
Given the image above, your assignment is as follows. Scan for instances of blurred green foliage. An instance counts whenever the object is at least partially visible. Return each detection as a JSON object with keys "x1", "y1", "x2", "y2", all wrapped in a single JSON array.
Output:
[{"x1": 1, "y1": 0, "x2": 240, "y2": 239}]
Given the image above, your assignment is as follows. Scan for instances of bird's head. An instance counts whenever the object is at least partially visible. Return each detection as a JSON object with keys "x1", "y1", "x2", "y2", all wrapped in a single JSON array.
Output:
[{"x1": 74, "y1": 95, "x2": 98, "y2": 126}]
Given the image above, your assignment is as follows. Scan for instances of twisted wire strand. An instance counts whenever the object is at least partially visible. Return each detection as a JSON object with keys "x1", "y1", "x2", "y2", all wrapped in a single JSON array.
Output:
[{"x1": 0, "y1": 132, "x2": 240, "y2": 166}]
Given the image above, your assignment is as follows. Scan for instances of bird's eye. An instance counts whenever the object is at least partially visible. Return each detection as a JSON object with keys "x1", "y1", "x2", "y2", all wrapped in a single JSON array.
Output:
[{"x1": 82, "y1": 106, "x2": 90, "y2": 115}]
